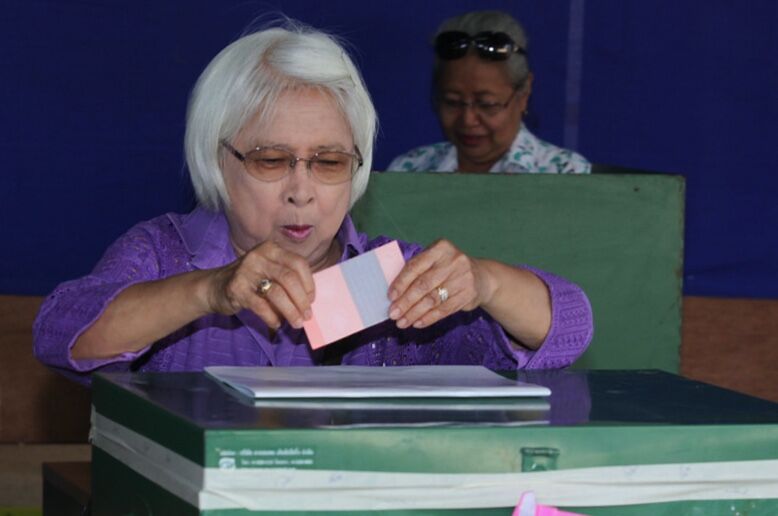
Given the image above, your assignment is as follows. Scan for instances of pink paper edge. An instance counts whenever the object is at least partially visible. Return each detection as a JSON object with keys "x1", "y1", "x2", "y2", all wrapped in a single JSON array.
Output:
[{"x1": 302, "y1": 316, "x2": 326, "y2": 350}]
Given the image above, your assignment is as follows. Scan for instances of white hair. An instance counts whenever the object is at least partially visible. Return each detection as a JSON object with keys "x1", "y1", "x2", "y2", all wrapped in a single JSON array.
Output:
[{"x1": 185, "y1": 22, "x2": 378, "y2": 210}]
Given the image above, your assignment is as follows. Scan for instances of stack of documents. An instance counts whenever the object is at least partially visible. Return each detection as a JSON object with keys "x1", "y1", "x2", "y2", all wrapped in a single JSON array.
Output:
[
  {"x1": 205, "y1": 365, "x2": 551, "y2": 400},
  {"x1": 205, "y1": 365, "x2": 551, "y2": 427}
]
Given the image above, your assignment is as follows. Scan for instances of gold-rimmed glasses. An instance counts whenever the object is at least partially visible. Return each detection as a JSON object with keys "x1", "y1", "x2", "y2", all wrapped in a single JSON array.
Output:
[{"x1": 221, "y1": 141, "x2": 363, "y2": 184}]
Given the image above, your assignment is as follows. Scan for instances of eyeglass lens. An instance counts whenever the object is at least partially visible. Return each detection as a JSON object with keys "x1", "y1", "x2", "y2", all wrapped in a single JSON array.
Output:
[
  {"x1": 439, "y1": 99, "x2": 502, "y2": 117},
  {"x1": 243, "y1": 148, "x2": 357, "y2": 184},
  {"x1": 438, "y1": 89, "x2": 518, "y2": 117}
]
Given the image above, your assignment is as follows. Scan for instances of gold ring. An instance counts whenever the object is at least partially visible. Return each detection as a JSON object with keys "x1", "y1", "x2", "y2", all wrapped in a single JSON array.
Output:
[
  {"x1": 436, "y1": 286, "x2": 449, "y2": 303},
  {"x1": 258, "y1": 278, "x2": 273, "y2": 296}
]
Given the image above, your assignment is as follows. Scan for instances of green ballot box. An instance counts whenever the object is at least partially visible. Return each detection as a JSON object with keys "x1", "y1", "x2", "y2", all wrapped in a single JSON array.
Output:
[{"x1": 91, "y1": 370, "x2": 778, "y2": 515}]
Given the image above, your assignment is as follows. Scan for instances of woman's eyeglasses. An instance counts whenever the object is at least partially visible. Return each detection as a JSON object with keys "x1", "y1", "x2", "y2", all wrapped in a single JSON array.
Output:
[
  {"x1": 437, "y1": 87, "x2": 520, "y2": 118},
  {"x1": 221, "y1": 141, "x2": 362, "y2": 185},
  {"x1": 434, "y1": 31, "x2": 526, "y2": 61}
]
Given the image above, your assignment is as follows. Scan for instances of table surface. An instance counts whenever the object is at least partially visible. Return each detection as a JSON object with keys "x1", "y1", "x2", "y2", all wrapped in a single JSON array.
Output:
[{"x1": 94, "y1": 369, "x2": 778, "y2": 431}]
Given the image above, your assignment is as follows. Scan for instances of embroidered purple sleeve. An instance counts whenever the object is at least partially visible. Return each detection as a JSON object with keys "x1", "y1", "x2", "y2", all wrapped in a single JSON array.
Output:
[
  {"x1": 360, "y1": 237, "x2": 593, "y2": 370},
  {"x1": 32, "y1": 218, "x2": 180, "y2": 383}
]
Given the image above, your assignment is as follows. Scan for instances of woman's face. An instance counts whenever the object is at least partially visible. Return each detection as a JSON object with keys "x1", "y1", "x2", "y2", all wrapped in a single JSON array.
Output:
[
  {"x1": 436, "y1": 53, "x2": 530, "y2": 172},
  {"x1": 222, "y1": 88, "x2": 354, "y2": 271}
]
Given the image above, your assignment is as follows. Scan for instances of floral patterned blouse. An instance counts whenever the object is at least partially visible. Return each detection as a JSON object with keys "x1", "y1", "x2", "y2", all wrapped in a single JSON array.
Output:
[{"x1": 386, "y1": 126, "x2": 591, "y2": 174}]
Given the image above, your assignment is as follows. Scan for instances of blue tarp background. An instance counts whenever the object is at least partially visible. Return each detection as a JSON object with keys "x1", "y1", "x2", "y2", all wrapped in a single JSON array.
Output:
[{"x1": 2, "y1": 1, "x2": 776, "y2": 298}]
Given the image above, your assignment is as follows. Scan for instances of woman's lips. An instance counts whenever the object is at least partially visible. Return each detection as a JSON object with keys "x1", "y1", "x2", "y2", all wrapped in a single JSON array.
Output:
[
  {"x1": 280, "y1": 225, "x2": 313, "y2": 242},
  {"x1": 458, "y1": 134, "x2": 486, "y2": 146}
]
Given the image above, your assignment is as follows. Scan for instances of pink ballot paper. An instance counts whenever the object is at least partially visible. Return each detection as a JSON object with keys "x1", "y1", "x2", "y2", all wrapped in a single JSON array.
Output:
[{"x1": 303, "y1": 240, "x2": 405, "y2": 349}]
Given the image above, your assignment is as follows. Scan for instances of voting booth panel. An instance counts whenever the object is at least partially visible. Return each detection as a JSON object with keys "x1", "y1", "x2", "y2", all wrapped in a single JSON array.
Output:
[
  {"x1": 90, "y1": 371, "x2": 778, "y2": 515},
  {"x1": 351, "y1": 173, "x2": 685, "y2": 373}
]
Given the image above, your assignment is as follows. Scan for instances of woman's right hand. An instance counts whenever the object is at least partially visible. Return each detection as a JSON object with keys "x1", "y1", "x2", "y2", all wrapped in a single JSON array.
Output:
[{"x1": 205, "y1": 241, "x2": 315, "y2": 330}]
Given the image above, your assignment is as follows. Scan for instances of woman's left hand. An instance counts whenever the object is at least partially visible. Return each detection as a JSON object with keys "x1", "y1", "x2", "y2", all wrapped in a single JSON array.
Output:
[{"x1": 388, "y1": 240, "x2": 494, "y2": 329}]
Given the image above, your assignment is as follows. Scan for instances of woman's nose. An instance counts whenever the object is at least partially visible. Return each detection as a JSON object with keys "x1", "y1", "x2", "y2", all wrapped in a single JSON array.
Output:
[
  {"x1": 284, "y1": 161, "x2": 315, "y2": 206},
  {"x1": 459, "y1": 104, "x2": 481, "y2": 126}
]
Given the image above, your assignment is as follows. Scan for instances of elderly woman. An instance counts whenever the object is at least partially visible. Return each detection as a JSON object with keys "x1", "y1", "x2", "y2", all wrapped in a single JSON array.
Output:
[
  {"x1": 388, "y1": 10, "x2": 590, "y2": 174},
  {"x1": 33, "y1": 23, "x2": 593, "y2": 386}
]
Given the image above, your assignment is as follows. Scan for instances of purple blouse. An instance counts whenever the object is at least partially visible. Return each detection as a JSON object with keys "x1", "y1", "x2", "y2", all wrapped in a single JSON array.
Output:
[{"x1": 33, "y1": 208, "x2": 593, "y2": 386}]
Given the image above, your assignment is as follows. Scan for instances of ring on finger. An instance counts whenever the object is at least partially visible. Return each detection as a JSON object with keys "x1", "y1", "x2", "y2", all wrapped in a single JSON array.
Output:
[
  {"x1": 436, "y1": 286, "x2": 449, "y2": 303},
  {"x1": 257, "y1": 278, "x2": 273, "y2": 296}
]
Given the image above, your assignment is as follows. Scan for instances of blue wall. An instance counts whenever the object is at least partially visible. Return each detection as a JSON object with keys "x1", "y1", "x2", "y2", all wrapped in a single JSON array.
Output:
[{"x1": 2, "y1": 1, "x2": 776, "y2": 298}]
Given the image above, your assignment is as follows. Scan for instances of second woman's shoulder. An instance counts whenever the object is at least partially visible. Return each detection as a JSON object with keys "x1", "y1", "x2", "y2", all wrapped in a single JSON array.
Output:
[
  {"x1": 385, "y1": 142, "x2": 455, "y2": 173},
  {"x1": 510, "y1": 128, "x2": 591, "y2": 174}
]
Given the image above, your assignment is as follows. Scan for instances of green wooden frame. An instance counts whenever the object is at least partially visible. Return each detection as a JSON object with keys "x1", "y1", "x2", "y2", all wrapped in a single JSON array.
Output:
[{"x1": 351, "y1": 172, "x2": 685, "y2": 372}]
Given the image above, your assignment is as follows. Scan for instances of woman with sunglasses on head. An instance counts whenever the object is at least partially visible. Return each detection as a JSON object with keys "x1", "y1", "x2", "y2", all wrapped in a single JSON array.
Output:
[
  {"x1": 33, "y1": 21, "x2": 592, "y2": 386},
  {"x1": 388, "y1": 10, "x2": 591, "y2": 174}
]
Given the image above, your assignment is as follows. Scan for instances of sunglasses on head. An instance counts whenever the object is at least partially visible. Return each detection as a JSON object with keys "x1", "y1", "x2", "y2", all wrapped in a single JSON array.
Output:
[{"x1": 434, "y1": 31, "x2": 526, "y2": 61}]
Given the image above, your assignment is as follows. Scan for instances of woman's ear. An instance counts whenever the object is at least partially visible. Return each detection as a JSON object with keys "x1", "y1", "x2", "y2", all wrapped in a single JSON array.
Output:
[
  {"x1": 519, "y1": 72, "x2": 534, "y2": 113},
  {"x1": 519, "y1": 73, "x2": 538, "y2": 129}
]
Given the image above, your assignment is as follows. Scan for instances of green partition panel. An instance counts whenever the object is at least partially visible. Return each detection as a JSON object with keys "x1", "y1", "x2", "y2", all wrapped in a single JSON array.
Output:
[{"x1": 351, "y1": 172, "x2": 685, "y2": 372}]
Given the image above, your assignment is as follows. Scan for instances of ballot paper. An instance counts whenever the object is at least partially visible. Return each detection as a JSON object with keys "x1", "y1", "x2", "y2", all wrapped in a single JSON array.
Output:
[
  {"x1": 204, "y1": 365, "x2": 552, "y2": 399},
  {"x1": 303, "y1": 240, "x2": 405, "y2": 349}
]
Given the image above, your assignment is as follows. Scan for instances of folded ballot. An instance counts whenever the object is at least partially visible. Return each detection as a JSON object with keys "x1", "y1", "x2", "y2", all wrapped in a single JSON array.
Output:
[{"x1": 303, "y1": 240, "x2": 405, "y2": 349}]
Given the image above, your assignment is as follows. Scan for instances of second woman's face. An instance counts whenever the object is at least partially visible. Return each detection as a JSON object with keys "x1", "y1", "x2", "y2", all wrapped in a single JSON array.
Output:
[
  {"x1": 436, "y1": 54, "x2": 529, "y2": 172},
  {"x1": 222, "y1": 88, "x2": 354, "y2": 271}
]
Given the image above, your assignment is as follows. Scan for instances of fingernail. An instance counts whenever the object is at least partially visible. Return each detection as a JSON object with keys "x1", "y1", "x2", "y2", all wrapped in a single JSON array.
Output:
[
  {"x1": 413, "y1": 320, "x2": 424, "y2": 329},
  {"x1": 293, "y1": 319, "x2": 303, "y2": 329},
  {"x1": 397, "y1": 318, "x2": 408, "y2": 329},
  {"x1": 389, "y1": 308, "x2": 400, "y2": 320}
]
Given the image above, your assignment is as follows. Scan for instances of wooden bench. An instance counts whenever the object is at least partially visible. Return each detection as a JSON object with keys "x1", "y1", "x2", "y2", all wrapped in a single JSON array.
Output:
[
  {"x1": 42, "y1": 461, "x2": 90, "y2": 516},
  {"x1": 0, "y1": 295, "x2": 90, "y2": 511},
  {"x1": 682, "y1": 296, "x2": 778, "y2": 402}
]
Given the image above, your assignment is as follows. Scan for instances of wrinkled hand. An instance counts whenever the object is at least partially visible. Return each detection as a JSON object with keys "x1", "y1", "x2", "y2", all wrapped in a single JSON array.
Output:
[
  {"x1": 388, "y1": 240, "x2": 494, "y2": 329},
  {"x1": 206, "y1": 241, "x2": 314, "y2": 329}
]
